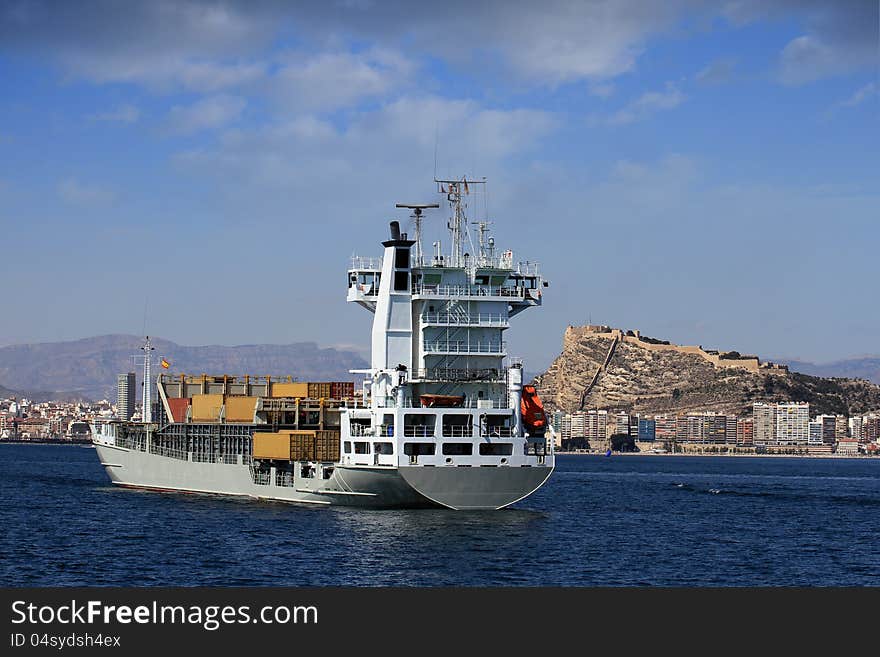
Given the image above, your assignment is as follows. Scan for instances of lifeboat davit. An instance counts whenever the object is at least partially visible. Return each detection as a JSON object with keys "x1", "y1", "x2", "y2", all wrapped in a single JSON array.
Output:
[{"x1": 521, "y1": 385, "x2": 547, "y2": 437}]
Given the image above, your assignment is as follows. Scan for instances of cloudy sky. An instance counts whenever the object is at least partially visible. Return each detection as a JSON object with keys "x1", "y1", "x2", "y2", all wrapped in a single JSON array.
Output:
[{"x1": 0, "y1": 0, "x2": 877, "y2": 369}]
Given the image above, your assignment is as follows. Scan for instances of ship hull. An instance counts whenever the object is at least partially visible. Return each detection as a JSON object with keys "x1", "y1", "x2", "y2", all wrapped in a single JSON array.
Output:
[{"x1": 95, "y1": 443, "x2": 552, "y2": 510}]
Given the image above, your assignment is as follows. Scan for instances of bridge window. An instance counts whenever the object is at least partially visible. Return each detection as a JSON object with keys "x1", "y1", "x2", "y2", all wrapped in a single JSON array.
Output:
[
  {"x1": 354, "y1": 442, "x2": 370, "y2": 454},
  {"x1": 373, "y1": 442, "x2": 394, "y2": 455},
  {"x1": 343, "y1": 441, "x2": 352, "y2": 454}
]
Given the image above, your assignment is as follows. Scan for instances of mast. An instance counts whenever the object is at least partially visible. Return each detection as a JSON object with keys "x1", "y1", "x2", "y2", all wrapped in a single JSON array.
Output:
[
  {"x1": 435, "y1": 177, "x2": 486, "y2": 268},
  {"x1": 395, "y1": 203, "x2": 439, "y2": 267}
]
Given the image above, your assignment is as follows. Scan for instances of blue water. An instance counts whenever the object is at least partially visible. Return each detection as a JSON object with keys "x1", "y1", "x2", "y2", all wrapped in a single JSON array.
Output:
[{"x1": 2, "y1": 445, "x2": 879, "y2": 586}]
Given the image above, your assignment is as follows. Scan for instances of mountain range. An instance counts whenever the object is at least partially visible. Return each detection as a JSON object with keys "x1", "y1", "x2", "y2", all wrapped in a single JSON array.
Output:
[
  {"x1": 779, "y1": 357, "x2": 880, "y2": 385},
  {"x1": 0, "y1": 335, "x2": 368, "y2": 401}
]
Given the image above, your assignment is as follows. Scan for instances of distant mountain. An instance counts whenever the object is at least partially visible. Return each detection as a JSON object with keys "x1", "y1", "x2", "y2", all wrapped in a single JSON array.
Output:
[
  {"x1": 0, "y1": 335, "x2": 369, "y2": 401},
  {"x1": 780, "y1": 358, "x2": 880, "y2": 385},
  {"x1": 0, "y1": 382, "x2": 85, "y2": 403}
]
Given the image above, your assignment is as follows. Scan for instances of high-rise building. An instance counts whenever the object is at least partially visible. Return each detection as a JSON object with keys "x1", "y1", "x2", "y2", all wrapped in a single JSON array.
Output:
[
  {"x1": 863, "y1": 415, "x2": 880, "y2": 442},
  {"x1": 655, "y1": 416, "x2": 677, "y2": 442},
  {"x1": 736, "y1": 418, "x2": 754, "y2": 446},
  {"x1": 816, "y1": 415, "x2": 838, "y2": 445},
  {"x1": 725, "y1": 415, "x2": 738, "y2": 444},
  {"x1": 753, "y1": 403, "x2": 776, "y2": 446},
  {"x1": 849, "y1": 416, "x2": 863, "y2": 442},
  {"x1": 117, "y1": 372, "x2": 136, "y2": 421},
  {"x1": 638, "y1": 418, "x2": 656, "y2": 442},
  {"x1": 809, "y1": 420, "x2": 823, "y2": 445},
  {"x1": 775, "y1": 402, "x2": 809, "y2": 445}
]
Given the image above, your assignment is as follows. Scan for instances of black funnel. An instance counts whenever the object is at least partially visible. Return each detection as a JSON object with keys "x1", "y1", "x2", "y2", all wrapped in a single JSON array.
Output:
[{"x1": 389, "y1": 221, "x2": 401, "y2": 240}]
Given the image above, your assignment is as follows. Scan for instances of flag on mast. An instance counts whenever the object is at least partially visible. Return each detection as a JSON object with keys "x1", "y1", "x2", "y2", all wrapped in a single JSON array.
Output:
[
  {"x1": 161, "y1": 358, "x2": 170, "y2": 369},
  {"x1": 463, "y1": 178, "x2": 469, "y2": 194}
]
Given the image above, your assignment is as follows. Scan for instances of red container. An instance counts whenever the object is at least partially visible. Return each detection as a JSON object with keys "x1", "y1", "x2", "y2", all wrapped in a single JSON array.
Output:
[
  {"x1": 330, "y1": 381, "x2": 355, "y2": 399},
  {"x1": 168, "y1": 397, "x2": 191, "y2": 423}
]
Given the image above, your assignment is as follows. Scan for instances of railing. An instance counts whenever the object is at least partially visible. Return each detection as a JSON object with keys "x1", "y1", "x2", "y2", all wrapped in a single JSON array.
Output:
[
  {"x1": 376, "y1": 423, "x2": 395, "y2": 437},
  {"x1": 412, "y1": 284, "x2": 526, "y2": 298},
  {"x1": 275, "y1": 471, "x2": 294, "y2": 487},
  {"x1": 420, "y1": 313, "x2": 509, "y2": 327},
  {"x1": 251, "y1": 468, "x2": 270, "y2": 485},
  {"x1": 350, "y1": 423, "x2": 372, "y2": 437},
  {"x1": 413, "y1": 367, "x2": 506, "y2": 382},
  {"x1": 442, "y1": 426, "x2": 473, "y2": 438},
  {"x1": 403, "y1": 426, "x2": 435, "y2": 438},
  {"x1": 424, "y1": 341, "x2": 506, "y2": 354},
  {"x1": 380, "y1": 397, "x2": 508, "y2": 409},
  {"x1": 481, "y1": 427, "x2": 515, "y2": 437},
  {"x1": 350, "y1": 256, "x2": 383, "y2": 270},
  {"x1": 148, "y1": 444, "x2": 188, "y2": 461},
  {"x1": 192, "y1": 451, "x2": 215, "y2": 463}
]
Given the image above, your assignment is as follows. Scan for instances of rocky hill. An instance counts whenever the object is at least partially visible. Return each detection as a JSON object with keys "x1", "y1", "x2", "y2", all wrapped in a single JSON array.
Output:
[
  {"x1": 0, "y1": 335, "x2": 368, "y2": 401},
  {"x1": 533, "y1": 326, "x2": 880, "y2": 417}
]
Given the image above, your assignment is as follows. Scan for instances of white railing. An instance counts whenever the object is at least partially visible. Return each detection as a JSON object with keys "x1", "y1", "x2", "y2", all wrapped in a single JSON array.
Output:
[
  {"x1": 424, "y1": 341, "x2": 506, "y2": 354},
  {"x1": 350, "y1": 423, "x2": 372, "y2": 437},
  {"x1": 350, "y1": 256, "x2": 383, "y2": 270},
  {"x1": 403, "y1": 426, "x2": 435, "y2": 438},
  {"x1": 442, "y1": 426, "x2": 473, "y2": 438},
  {"x1": 379, "y1": 397, "x2": 508, "y2": 409},
  {"x1": 420, "y1": 312, "x2": 509, "y2": 327},
  {"x1": 412, "y1": 284, "x2": 526, "y2": 298}
]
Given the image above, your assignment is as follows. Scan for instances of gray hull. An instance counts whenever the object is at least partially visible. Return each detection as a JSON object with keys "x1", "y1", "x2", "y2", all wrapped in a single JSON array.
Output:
[{"x1": 95, "y1": 444, "x2": 552, "y2": 510}]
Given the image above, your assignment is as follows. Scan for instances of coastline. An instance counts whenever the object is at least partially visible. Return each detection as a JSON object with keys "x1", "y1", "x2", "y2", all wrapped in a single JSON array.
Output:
[{"x1": 557, "y1": 450, "x2": 876, "y2": 459}]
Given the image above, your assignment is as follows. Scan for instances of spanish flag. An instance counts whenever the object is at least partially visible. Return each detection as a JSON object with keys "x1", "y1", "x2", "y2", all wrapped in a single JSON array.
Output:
[{"x1": 161, "y1": 358, "x2": 170, "y2": 369}]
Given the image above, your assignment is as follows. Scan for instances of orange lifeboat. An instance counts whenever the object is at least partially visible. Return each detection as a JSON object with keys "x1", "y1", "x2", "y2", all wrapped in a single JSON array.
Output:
[{"x1": 521, "y1": 385, "x2": 547, "y2": 436}]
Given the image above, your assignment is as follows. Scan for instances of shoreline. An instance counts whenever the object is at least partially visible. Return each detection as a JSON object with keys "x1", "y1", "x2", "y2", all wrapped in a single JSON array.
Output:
[{"x1": 557, "y1": 450, "x2": 875, "y2": 459}]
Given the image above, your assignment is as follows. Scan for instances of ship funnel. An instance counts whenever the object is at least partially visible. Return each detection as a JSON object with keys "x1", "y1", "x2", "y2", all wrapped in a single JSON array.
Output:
[{"x1": 389, "y1": 221, "x2": 401, "y2": 240}]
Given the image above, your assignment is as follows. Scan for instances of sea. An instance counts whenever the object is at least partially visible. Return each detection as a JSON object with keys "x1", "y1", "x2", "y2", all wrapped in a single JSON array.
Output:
[{"x1": 1, "y1": 444, "x2": 878, "y2": 586}]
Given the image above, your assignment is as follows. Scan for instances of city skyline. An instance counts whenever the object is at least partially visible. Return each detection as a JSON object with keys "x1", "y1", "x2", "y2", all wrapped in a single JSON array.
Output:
[{"x1": 1, "y1": 1, "x2": 877, "y2": 370}]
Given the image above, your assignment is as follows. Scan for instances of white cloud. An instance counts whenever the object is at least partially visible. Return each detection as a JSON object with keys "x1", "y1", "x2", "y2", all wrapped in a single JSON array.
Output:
[
  {"x1": 58, "y1": 179, "x2": 115, "y2": 207},
  {"x1": 164, "y1": 95, "x2": 246, "y2": 135},
  {"x1": 271, "y1": 49, "x2": 414, "y2": 112},
  {"x1": 695, "y1": 58, "x2": 737, "y2": 85},
  {"x1": 89, "y1": 104, "x2": 140, "y2": 123},
  {"x1": 595, "y1": 83, "x2": 686, "y2": 125},
  {"x1": 839, "y1": 82, "x2": 877, "y2": 108}
]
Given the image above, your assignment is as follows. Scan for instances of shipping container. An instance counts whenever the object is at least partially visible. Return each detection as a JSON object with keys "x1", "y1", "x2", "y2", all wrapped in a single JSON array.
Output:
[
  {"x1": 191, "y1": 393, "x2": 224, "y2": 421},
  {"x1": 271, "y1": 382, "x2": 309, "y2": 398},
  {"x1": 225, "y1": 396, "x2": 258, "y2": 422},
  {"x1": 308, "y1": 382, "x2": 332, "y2": 399},
  {"x1": 290, "y1": 430, "x2": 317, "y2": 461},
  {"x1": 315, "y1": 429, "x2": 341, "y2": 461},
  {"x1": 167, "y1": 397, "x2": 190, "y2": 423},
  {"x1": 330, "y1": 381, "x2": 355, "y2": 399},
  {"x1": 253, "y1": 432, "x2": 293, "y2": 460}
]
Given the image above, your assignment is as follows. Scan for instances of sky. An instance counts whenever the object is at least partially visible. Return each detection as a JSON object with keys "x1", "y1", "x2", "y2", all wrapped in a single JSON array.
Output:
[{"x1": 0, "y1": 0, "x2": 877, "y2": 372}]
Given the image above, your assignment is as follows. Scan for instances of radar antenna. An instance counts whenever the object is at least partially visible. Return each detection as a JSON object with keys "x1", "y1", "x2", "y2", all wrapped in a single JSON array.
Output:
[{"x1": 395, "y1": 203, "x2": 439, "y2": 267}]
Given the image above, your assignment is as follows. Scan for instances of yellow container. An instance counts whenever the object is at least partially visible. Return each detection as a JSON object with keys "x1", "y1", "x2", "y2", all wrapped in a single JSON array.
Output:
[
  {"x1": 191, "y1": 393, "x2": 224, "y2": 421},
  {"x1": 225, "y1": 396, "x2": 258, "y2": 422},
  {"x1": 308, "y1": 382, "x2": 332, "y2": 399},
  {"x1": 253, "y1": 432, "x2": 293, "y2": 460},
  {"x1": 290, "y1": 430, "x2": 317, "y2": 461},
  {"x1": 271, "y1": 382, "x2": 309, "y2": 398}
]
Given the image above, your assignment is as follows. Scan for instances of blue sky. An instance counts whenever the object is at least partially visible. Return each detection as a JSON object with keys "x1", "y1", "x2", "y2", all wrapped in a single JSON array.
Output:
[{"x1": 0, "y1": 1, "x2": 877, "y2": 371}]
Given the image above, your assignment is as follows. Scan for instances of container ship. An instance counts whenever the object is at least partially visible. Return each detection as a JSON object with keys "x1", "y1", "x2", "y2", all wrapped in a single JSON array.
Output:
[{"x1": 93, "y1": 179, "x2": 554, "y2": 509}]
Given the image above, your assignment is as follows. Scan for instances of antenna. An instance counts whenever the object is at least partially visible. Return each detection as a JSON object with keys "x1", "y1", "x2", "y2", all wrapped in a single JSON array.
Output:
[
  {"x1": 434, "y1": 176, "x2": 487, "y2": 268},
  {"x1": 396, "y1": 203, "x2": 439, "y2": 267}
]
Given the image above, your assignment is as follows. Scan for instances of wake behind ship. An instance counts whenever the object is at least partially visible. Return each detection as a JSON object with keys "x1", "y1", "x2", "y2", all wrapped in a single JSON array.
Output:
[{"x1": 93, "y1": 179, "x2": 554, "y2": 509}]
